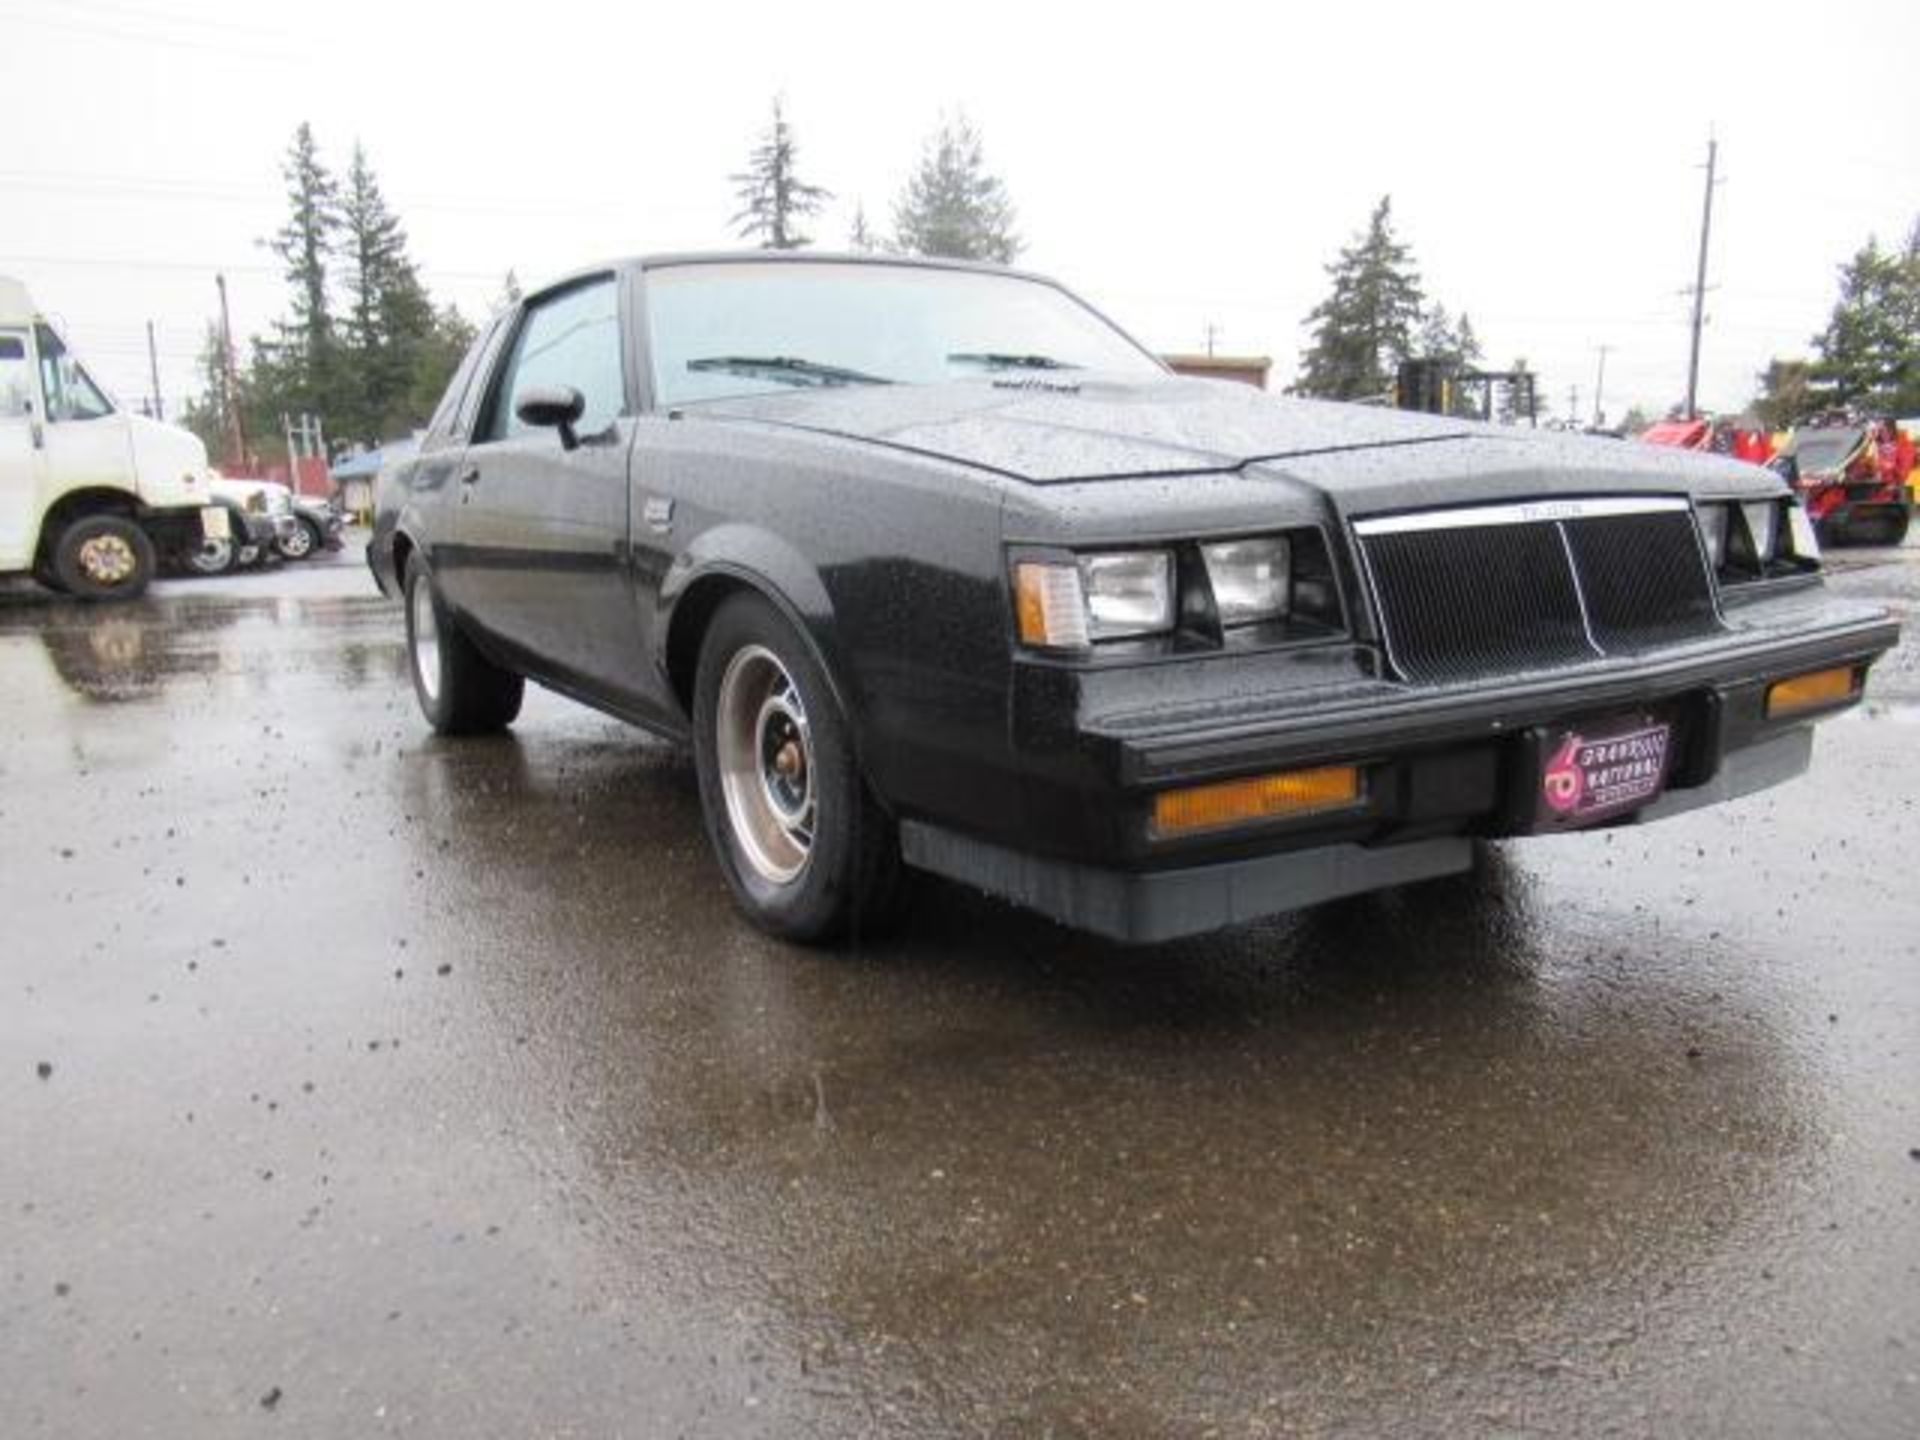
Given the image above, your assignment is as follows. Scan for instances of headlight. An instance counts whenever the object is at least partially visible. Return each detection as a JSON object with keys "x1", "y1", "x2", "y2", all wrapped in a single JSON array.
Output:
[
  {"x1": 1201, "y1": 536, "x2": 1291, "y2": 625},
  {"x1": 1696, "y1": 503, "x2": 1730, "y2": 567},
  {"x1": 1738, "y1": 500, "x2": 1778, "y2": 564},
  {"x1": 1078, "y1": 551, "x2": 1174, "y2": 639},
  {"x1": 1013, "y1": 550, "x2": 1174, "y2": 649},
  {"x1": 1787, "y1": 502, "x2": 1821, "y2": 560}
]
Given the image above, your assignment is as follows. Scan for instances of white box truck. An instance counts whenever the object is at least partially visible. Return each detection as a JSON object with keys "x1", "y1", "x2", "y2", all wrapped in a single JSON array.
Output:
[{"x1": 1, "y1": 275, "x2": 226, "y2": 599}]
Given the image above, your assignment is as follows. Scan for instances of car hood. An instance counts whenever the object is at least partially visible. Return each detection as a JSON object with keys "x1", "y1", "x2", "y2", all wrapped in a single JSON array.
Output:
[{"x1": 693, "y1": 374, "x2": 1480, "y2": 483}]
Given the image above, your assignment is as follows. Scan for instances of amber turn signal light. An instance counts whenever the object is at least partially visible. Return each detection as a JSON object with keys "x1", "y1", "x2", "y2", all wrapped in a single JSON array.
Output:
[
  {"x1": 1152, "y1": 765, "x2": 1362, "y2": 838},
  {"x1": 1766, "y1": 666, "x2": 1859, "y2": 718}
]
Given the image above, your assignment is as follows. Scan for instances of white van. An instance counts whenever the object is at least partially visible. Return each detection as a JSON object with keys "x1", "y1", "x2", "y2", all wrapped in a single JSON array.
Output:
[{"x1": 1, "y1": 275, "x2": 225, "y2": 599}]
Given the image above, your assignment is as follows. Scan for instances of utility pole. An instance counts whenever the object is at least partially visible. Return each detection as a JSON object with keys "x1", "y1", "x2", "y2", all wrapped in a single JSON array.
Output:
[
  {"x1": 1202, "y1": 321, "x2": 1221, "y2": 358},
  {"x1": 1684, "y1": 136, "x2": 1720, "y2": 421},
  {"x1": 1592, "y1": 344, "x2": 1612, "y2": 429},
  {"x1": 216, "y1": 273, "x2": 248, "y2": 468},
  {"x1": 145, "y1": 320, "x2": 164, "y2": 420},
  {"x1": 1568, "y1": 384, "x2": 1580, "y2": 428}
]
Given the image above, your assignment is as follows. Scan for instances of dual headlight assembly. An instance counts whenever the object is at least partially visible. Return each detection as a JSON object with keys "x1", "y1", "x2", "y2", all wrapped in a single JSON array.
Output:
[
  {"x1": 1695, "y1": 497, "x2": 1818, "y2": 581},
  {"x1": 1014, "y1": 533, "x2": 1329, "y2": 651}
]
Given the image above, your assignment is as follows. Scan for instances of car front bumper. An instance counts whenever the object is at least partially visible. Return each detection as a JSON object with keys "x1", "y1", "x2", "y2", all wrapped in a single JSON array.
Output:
[{"x1": 897, "y1": 591, "x2": 1897, "y2": 943}]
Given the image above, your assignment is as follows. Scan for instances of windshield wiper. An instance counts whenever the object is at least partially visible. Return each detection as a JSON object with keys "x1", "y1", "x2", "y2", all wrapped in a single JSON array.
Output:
[
  {"x1": 946, "y1": 351, "x2": 1082, "y2": 372},
  {"x1": 685, "y1": 355, "x2": 892, "y2": 388}
]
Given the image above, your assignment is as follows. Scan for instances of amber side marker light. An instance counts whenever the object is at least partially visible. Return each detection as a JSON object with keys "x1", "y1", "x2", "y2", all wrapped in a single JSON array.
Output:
[
  {"x1": 1766, "y1": 666, "x2": 1860, "y2": 718},
  {"x1": 1153, "y1": 765, "x2": 1362, "y2": 838}
]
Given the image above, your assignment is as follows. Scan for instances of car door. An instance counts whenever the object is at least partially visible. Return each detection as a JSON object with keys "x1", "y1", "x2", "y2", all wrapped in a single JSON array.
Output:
[
  {"x1": 454, "y1": 275, "x2": 659, "y2": 713},
  {"x1": 30, "y1": 324, "x2": 136, "y2": 499},
  {"x1": 0, "y1": 329, "x2": 41, "y2": 570}
]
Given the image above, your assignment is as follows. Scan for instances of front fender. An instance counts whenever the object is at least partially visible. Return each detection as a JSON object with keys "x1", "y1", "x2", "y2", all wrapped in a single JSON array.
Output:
[{"x1": 658, "y1": 522, "x2": 857, "y2": 722}]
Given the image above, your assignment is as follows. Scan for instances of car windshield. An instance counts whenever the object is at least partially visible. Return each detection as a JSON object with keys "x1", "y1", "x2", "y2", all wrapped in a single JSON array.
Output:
[
  {"x1": 645, "y1": 260, "x2": 1163, "y2": 407},
  {"x1": 1796, "y1": 429, "x2": 1863, "y2": 473}
]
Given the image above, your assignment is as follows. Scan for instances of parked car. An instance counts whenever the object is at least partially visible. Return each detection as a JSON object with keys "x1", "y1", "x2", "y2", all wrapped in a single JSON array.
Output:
[
  {"x1": 370, "y1": 254, "x2": 1898, "y2": 944},
  {"x1": 181, "y1": 477, "x2": 297, "y2": 576},
  {"x1": 1, "y1": 275, "x2": 227, "y2": 599},
  {"x1": 246, "y1": 479, "x2": 344, "y2": 559}
]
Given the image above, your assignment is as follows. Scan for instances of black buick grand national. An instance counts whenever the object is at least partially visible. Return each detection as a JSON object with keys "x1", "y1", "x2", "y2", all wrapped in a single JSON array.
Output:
[{"x1": 369, "y1": 253, "x2": 1898, "y2": 943}]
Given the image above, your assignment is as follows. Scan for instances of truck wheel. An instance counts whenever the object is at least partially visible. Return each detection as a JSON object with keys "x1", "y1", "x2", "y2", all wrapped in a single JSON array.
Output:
[
  {"x1": 1878, "y1": 509, "x2": 1910, "y2": 546},
  {"x1": 404, "y1": 554, "x2": 523, "y2": 735},
  {"x1": 692, "y1": 592, "x2": 900, "y2": 942},
  {"x1": 52, "y1": 515, "x2": 155, "y2": 601}
]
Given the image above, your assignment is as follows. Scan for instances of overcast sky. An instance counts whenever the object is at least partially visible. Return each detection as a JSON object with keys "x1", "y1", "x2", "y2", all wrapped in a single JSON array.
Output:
[{"x1": 4, "y1": 0, "x2": 1916, "y2": 429}]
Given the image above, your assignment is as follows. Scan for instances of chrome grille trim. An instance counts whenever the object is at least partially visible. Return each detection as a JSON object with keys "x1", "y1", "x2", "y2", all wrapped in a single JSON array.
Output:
[
  {"x1": 1353, "y1": 496, "x2": 1690, "y2": 536},
  {"x1": 1352, "y1": 498, "x2": 1723, "y2": 685}
]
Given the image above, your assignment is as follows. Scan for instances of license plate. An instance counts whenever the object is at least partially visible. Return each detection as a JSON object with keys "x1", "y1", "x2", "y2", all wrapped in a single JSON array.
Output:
[
  {"x1": 200, "y1": 506, "x2": 230, "y2": 541},
  {"x1": 1536, "y1": 717, "x2": 1672, "y2": 829}
]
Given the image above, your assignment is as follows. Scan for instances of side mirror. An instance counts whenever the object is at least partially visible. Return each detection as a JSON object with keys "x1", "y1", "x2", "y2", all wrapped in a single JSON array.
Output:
[{"x1": 515, "y1": 384, "x2": 586, "y2": 451}]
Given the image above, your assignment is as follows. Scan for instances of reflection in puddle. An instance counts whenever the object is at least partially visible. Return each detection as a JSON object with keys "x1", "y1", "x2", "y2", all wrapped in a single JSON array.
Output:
[{"x1": 386, "y1": 730, "x2": 1825, "y2": 1433}]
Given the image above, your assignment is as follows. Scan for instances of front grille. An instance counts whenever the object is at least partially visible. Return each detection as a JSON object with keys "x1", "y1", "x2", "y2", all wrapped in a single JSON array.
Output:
[{"x1": 1354, "y1": 500, "x2": 1723, "y2": 684}]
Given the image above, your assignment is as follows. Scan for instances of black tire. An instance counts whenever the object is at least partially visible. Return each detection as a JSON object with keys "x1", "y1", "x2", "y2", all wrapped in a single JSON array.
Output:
[
  {"x1": 403, "y1": 554, "x2": 523, "y2": 735},
  {"x1": 52, "y1": 514, "x2": 156, "y2": 601},
  {"x1": 691, "y1": 591, "x2": 900, "y2": 943},
  {"x1": 185, "y1": 534, "x2": 236, "y2": 575},
  {"x1": 278, "y1": 518, "x2": 321, "y2": 560},
  {"x1": 1876, "y1": 508, "x2": 1910, "y2": 546}
]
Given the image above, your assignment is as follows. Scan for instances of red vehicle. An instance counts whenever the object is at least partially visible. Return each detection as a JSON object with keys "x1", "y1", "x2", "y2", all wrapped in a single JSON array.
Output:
[
  {"x1": 1640, "y1": 418, "x2": 1775, "y2": 465},
  {"x1": 1783, "y1": 422, "x2": 1912, "y2": 546}
]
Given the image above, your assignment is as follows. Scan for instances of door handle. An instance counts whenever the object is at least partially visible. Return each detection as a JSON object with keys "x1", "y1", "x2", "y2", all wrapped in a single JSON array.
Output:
[{"x1": 458, "y1": 466, "x2": 480, "y2": 486}]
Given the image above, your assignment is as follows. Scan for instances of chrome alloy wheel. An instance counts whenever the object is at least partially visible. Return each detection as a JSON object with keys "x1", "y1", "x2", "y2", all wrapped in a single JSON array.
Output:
[
  {"x1": 410, "y1": 578, "x2": 441, "y2": 703},
  {"x1": 716, "y1": 644, "x2": 816, "y2": 885},
  {"x1": 77, "y1": 533, "x2": 139, "y2": 587},
  {"x1": 280, "y1": 522, "x2": 314, "y2": 558}
]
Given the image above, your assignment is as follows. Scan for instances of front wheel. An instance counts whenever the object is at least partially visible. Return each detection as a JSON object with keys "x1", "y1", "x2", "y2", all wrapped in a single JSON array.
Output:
[
  {"x1": 278, "y1": 518, "x2": 319, "y2": 560},
  {"x1": 52, "y1": 514, "x2": 156, "y2": 601},
  {"x1": 692, "y1": 593, "x2": 899, "y2": 942},
  {"x1": 404, "y1": 555, "x2": 523, "y2": 734},
  {"x1": 185, "y1": 535, "x2": 235, "y2": 575}
]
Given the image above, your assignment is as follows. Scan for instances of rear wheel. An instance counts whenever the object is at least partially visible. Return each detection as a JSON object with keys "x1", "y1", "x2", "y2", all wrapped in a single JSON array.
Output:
[
  {"x1": 52, "y1": 514, "x2": 155, "y2": 601},
  {"x1": 692, "y1": 592, "x2": 899, "y2": 942},
  {"x1": 404, "y1": 554, "x2": 523, "y2": 734}
]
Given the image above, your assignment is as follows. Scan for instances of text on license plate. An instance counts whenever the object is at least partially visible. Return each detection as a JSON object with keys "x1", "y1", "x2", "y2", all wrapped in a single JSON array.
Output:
[{"x1": 1538, "y1": 720, "x2": 1672, "y2": 827}]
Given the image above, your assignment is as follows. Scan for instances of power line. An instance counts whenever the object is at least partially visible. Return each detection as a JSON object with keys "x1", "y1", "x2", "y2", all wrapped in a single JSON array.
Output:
[{"x1": 0, "y1": 6, "x2": 303, "y2": 60}]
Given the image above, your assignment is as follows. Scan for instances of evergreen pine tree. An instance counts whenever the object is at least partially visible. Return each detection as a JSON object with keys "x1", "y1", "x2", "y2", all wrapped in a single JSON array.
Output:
[
  {"x1": 339, "y1": 143, "x2": 434, "y2": 442},
  {"x1": 892, "y1": 115, "x2": 1020, "y2": 264},
  {"x1": 730, "y1": 99, "x2": 830, "y2": 250},
  {"x1": 1293, "y1": 196, "x2": 1426, "y2": 400},
  {"x1": 268, "y1": 122, "x2": 343, "y2": 418},
  {"x1": 847, "y1": 203, "x2": 878, "y2": 253},
  {"x1": 1809, "y1": 222, "x2": 1920, "y2": 415}
]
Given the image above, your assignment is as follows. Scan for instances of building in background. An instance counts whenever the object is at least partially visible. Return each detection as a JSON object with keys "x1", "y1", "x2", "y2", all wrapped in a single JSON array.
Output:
[{"x1": 1162, "y1": 353, "x2": 1272, "y2": 389}]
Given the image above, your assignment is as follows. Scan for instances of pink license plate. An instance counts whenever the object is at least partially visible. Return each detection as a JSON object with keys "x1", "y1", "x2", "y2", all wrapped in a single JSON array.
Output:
[{"x1": 1536, "y1": 719, "x2": 1673, "y2": 828}]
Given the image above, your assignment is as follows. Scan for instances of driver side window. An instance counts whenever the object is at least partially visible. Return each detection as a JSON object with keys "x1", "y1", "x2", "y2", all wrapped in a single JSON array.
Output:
[
  {"x1": 0, "y1": 333, "x2": 30, "y2": 418},
  {"x1": 482, "y1": 278, "x2": 623, "y2": 443},
  {"x1": 34, "y1": 326, "x2": 113, "y2": 422}
]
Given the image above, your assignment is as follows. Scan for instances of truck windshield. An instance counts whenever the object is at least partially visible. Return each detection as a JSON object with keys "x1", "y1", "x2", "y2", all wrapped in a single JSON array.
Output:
[
  {"x1": 646, "y1": 261, "x2": 1163, "y2": 408},
  {"x1": 35, "y1": 325, "x2": 114, "y2": 421}
]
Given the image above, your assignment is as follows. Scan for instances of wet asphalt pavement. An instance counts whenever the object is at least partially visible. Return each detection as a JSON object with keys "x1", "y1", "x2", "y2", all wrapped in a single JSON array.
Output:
[{"x1": 3, "y1": 541, "x2": 1917, "y2": 1439}]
